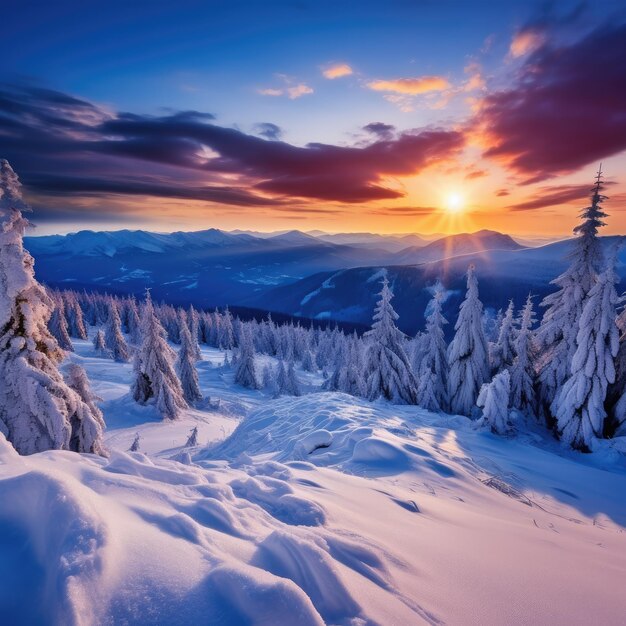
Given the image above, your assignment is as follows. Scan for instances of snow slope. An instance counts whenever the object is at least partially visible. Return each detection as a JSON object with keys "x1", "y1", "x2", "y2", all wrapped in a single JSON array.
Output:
[{"x1": 1, "y1": 341, "x2": 626, "y2": 625}]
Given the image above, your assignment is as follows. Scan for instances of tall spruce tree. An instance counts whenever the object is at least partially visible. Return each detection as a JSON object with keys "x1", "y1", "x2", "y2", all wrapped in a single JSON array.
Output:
[
  {"x1": 176, "y1": 310, "x2": 202, "y2": 403},
  {"x1": 132, "y1": 292, "x2": 187, "y2": 419},
  {"x1": 509, "y1": 295, "x2": 537, "y2": 415},
  {"x1": 364, "y1": 277, "x2": 418, "y2": 404},
  {"x1": 551, "y1": 255, "x2": 619, "y2": 450},
  {"x1": 537, "y1": 169, "x2": 608, "y2": 418},
  {"x1": 447, "y1": 265, "x2": 489, "y2": 416},
  {"x1": 0, "y1": 160, "x2": 105, "y2": 455},
  {"x1": 417, "y1": 290, "x2": 449, "y2": 412}
]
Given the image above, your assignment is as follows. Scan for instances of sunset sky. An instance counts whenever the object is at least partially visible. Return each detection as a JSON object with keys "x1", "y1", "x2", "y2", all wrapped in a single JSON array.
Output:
[{"x1": 2, "y1": 0, "x2": 625, "y2": 237}]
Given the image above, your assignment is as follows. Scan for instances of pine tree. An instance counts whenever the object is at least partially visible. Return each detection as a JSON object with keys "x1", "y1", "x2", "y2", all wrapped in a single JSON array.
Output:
[
  {"x1": 176, "y1": 310, "x2": 202, "y2": 404},
  {"x1": 551, "y1": 255, "x2": 619, "y2": 450},
  {"x1": 0, "y1": 160, "x2": 105, "y2": 455},
  {"x1": 49, "y1": 294, "x2": 74, "y2": 351},
  {"x1": 185, "y1": 426, "x2": 199, "y2": 447},
  {"x1": 104, "y1": 300, "x2": 130, "y2": 362},
  {"x1": 129, "y1": 432, "x2": 141, "y2": 452},
  {"x1": 93, "y1": 329, "x2": 112, "y2": 358},
  {"x1": 275, "y1": 358, "x2": 302, "y2": 396},
  {"x1": 262, "y1": 363, "x2": 277, "y2": 395},
  {"x1": 364, "y1": 277, "x2": 418, "y2": 404},
  {"x1": 64, "y1": 292, "x2": 88, "y2": 339},
  {"x1": 417, "y1": 290, "x2": 449, "y2": 412},
  {"x1": 125, "y1": 298, "x2": 142, "y2": 344},
  {"x1": 65, "y1": 364, "x2": 107, "y2": 455},
  {"x1": 477, "y1": 370, "x2": 511, "y2": 435},
  {"x1": 219, "y1": 307, "x2": 235, "y2": 350},
  {"x1": 509, "y1": 295, "x2": 537, "y2": 415},
  {"x1": 489, "y1": 300, "x2": 516, "y2": 374},
  {"x1": 234, "y1": 325, "x2": 260, "y2": 389},
  {"x1": 537, "y1": 169, "x2": 608, "y2": 418},
  {"x1": 447, "y1": 265, "x2": 489, "y2": 416},
  {"x1": 132, "y1": 292, "x2": 187, "y2": 419}
]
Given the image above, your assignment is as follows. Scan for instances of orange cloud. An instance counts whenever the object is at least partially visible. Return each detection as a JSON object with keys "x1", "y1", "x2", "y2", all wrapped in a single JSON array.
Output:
[
  {"x1": 509, "y1": 29, "x2": 545, "y2": 58},
  {"x1": 367, "y1": 76, "x2": 451, "y2": 95},
  {"x1": 322, "y1": 63, "x2": 353, "y2": 79}
]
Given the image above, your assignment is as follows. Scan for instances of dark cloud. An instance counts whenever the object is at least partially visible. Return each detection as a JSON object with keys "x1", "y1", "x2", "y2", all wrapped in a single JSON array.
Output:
[
  {"x1": 475, "y1": 22, "x2": 626, "y2": 182},
  {"x1": 496, "y1": 189, "x2": 510, "y2": 197},
  {"x1": 0, "y1": 82, "x2": 464, "y2": 216},
  {"x1": 508, "y1": 181, "x2": 616, "y2": 211},
  {"x1": 255, "y1": 122, "x2": 282, "y2": 140},
  {"x1": 363, "y1": 122, "x2": 396, "y2": 140}
]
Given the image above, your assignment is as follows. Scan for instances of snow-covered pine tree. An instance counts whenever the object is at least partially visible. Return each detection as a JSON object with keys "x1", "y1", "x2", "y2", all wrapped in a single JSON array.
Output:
[
  {"x1": 477, "y1": 370, "x2": 511, "y2": 435},
  {"x1": 551, "y1": 255, "x2": 620, "y2": 450},
  {"x1": 49, "y1": 294, "x2": 74, "y2": 351},
  {"x1": 104, "y1": 300, "x2": 130, "y2": 362},
  {"x1": 185, "y1": 425, "x2": 199, "y2": 447},
  {"x1": 125, "y1": 297, "x2": 142, "y2": 344},
  {"x1": 234, "y1": 324, "x2": 260, "y2": 389},
  {"x1": 509, "y1": 295, "x2": 537, "y2": 415},
  {"x1": 176, "y1": 310, "x2": 202, "y2": 404},
  {"x1": 65, "y1": 363, "x2": 107, "y2": 455},
  {"x1": 489, "y1": 300, "x2": 516, "y2": 374},
  {"x1": 262, "y1": 363, "x2": 277, "y2": 395},
  {"x1": 93, "y1": 329, "x2": 112, "y2": 358},
  {"x1": 537, "y1": 169, "x2": 608, "y2": 419},
  {"x1": 132, "y1": 291, "x2": 187, "y2": 419},
  {"x1": 606, "y1": 325, "x2": 626, "y2": 435},
  {"x1": 447, "y1": 265, "x2": 489, "y2": 416},
  {"x1": 219, "y1": 307, "x2": 235, "y2": 350},
  {"x1": 129, "y1": 432, "x2": 141, "y2": 452},
  {"x1": 275, "y1": 358, "x2": 302, "y2": 396},
  {"x1": 0, "y1": 160, "x2": 106, "y2": 455},
  {"x1": 417, "y1": 290, "x2": 449, "y2": 412},
  {"x1": 63, "y1": 291, "x2": 88, "y2": 339},
  {"x1": 364, "y1": 277, "x2": 418, "y2": 404}
]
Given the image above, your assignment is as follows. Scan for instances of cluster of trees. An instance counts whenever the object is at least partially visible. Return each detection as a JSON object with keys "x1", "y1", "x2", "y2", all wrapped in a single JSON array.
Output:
[{"x1": 1, "y1": 159, "x2": 624, "y2": 457}]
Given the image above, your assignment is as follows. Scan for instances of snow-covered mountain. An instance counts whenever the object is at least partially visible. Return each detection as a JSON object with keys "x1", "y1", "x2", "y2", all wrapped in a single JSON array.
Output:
[
  {"x1": 247, "y1": 236, "x2": 626, "y2": 335},
  {"x1": 392, "y1": 229, "x2": 524, "y2": 265},
  {"x1": 24, "y1": 228, "x2": 532, "y2": 318}
]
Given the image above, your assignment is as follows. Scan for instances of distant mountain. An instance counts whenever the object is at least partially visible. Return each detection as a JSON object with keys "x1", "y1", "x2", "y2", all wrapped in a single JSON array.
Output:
[
  {"x1": 246, "y1": 236, "x2": 626, "y2": 336},
  {"x1": 392, "y1": 230, "x2": 524, "y2": 265},
  {"x1": 24, "y1": 227, "x2": 395, "y2": 307},
  {"x1": 311, "y1": 232, "x2": 428, "y2": 252}
]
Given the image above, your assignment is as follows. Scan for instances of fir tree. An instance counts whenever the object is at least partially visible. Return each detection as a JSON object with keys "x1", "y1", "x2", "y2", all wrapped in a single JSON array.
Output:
[
  {"x1": 49, "y1": 295, "x2": 74, "y2": 351},
  {"x1": 93, "y1": 329, "x2": 111, "y2": 358},
  {"x1": 551, "y1": 255, "x2": 619, "y2": 450},
  {"x1": 129, "y1": 432, "x2": 141, "y2": 452},
  {"x1": 447, "y1": 265, "x2": 489, "y2": 416},
  {"x1": 234, "y1": 325, "x2": 260, "y2": 389},
  {"x1": 0, "y1": 160, "x2": 105, "y2": 455},
  {"x1": 417, "y1": 290, "x2": 449, "y2": 412},
  {"x1": 489, "y1": 300, "x2": 516, "y2": 374},
  {"x1": 132, "y1": 292, "x2": 187, "y2": 419},
  {"x1": 64, "y1": 292, "x2": 88, "y2": 339},
  {"x1": 364, "y1": 277, "x2": 418, "y2": 404},
  {"x1": 185, "y1": 425, "x2": 199, "y2": 447},
  {"x1": 65, "y1": 364, "x2": 107, "y2": 455},
  {"x1": 537, "y1": 169, "x2": 608, "y2": 418},
  {"x1": 477, "y1": 370, "x2": 511, "y2": 435},
  {"x1": 176, "y1": 310, "x2": 202, "y2": 404},
  {"x1": 509, "y1": 295, "x2": 537, "y2": 415},
  {"x1": 104, "y1": 300, "x2": 130, "y2": 362}
]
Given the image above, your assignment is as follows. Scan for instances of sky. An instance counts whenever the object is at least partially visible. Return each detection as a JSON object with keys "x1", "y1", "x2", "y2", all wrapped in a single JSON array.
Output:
[{"x1": 1, "y1": 0, "x2": 626, "y2": 237}]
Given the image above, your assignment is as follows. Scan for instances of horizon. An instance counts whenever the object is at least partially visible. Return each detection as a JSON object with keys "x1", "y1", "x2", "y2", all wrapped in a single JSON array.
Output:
[{"x1": 3, "y1": 1, "x2": 626, "y2": 237}]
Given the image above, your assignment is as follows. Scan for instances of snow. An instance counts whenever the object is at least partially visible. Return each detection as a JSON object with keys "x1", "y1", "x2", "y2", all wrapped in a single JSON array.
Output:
[{"x1": 2, "y1": 336, "x2": 626, "y2": 623}]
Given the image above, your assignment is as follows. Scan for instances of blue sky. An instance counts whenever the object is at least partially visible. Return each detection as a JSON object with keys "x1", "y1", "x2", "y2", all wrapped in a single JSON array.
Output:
[{"x1": 2, "y1": 0, "x2": 625, "y2": 235}]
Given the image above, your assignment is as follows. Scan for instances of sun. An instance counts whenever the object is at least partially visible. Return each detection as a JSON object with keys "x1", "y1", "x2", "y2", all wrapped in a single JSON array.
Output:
[{"x1": 445, "y1": 193, "x2": 464, "y2": 213}]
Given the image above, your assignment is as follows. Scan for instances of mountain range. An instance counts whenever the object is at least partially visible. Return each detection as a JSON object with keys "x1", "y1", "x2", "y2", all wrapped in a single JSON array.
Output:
[{"x1": 25, "y1": 227, "x2": 622, "y2": 333}]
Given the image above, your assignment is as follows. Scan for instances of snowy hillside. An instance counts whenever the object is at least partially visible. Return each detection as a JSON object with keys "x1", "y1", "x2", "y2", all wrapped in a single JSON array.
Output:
[{"x1": 2, "y1": 337, "x2": 626, "y2": 625}]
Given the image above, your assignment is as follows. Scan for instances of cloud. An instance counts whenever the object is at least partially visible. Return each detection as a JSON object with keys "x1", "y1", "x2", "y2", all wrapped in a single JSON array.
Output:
[
  {"x1": 0, "y1": 82, "x2": 464, "y2": 216},
  {"x1": 367, "y1": 76, "x2": 450, "y2": 95},
  {"x1": 509, "y1": 28, "x2": 546, "y2": 58},
  {"x1": 370, "y1": 205, "x2": 438, "y2": 216},
  {"x1": 255, "y1": 122, "x2": 282, "y2": 140},
  {"x1": 257, "y1": 75, "x2": 313, "y2": 99},
  {"x1": 507, "y1": 182, "x2": 616, "y2": 211},
  {"x1": 322, "y1": 63, "x2": 353, "y2": 79},
  {"x1": 474, "y1": 22, "x2": 626, "y2": 182},
  {"x1": 465, "y1": 168, "x2": 487, "y2": 180},
  {"x1": 363, "y1": 122, "x2": 396, "y2": 140},
  {"x1": 496, "y1": 189, "x2": 510, "y2": 197}
]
